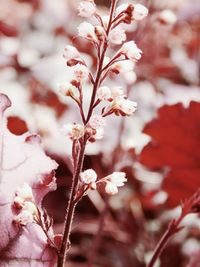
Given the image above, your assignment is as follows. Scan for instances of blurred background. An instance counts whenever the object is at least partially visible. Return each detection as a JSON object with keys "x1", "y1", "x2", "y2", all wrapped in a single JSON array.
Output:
[{"x1": 0, "y1": 0, "x2": 200, "y2": 266}]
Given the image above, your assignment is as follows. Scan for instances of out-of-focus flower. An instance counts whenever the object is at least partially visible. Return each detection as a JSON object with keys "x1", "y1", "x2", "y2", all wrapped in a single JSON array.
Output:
[
  {"x1": 78, "y1": 22, "x2": 98, "y2": 42},
  {"x1": 120, "y1": 41, "x2": 142, "y2": 61},
  {"x1": 132, "y1": 4, "x2": 148, "y2": 20},
  {"x1": 109, "y1": 27, "x2": 126, "y2": 45},
  {"x1": 78, "y1": 1, "x2": 96, "y2": 18},
  {"x1": 104, "y1": 172, "x2": 127, "y2": 195},
  {"x1": 80, "y1": 169, "x2": 97, "y2": 184},
  {"x1": 158, "y1": 9, "x2": 177, "y2": 25},
  {"x1": 122, "y1": 71, "x2": 137, "y2": 85},
  {"x1": 89, "y1": 115, "x2": 105, "y2": 130},
  {"x1": 73, "y1": 64, "x2": 89, "y2": 81},
  {"x1": 16, "y1": 183, "x2": 33, "y2": 200},
  {"x1": 63, "y1": 45, "x2": 80, "y2": 60},
  {"x1": 97, "y1": 86, "x2": 112, "y2": 101},
  {"x1": 13, "y1": 209, "x2": 34, "y2": 226},
  {"x1": 95, "y1": 26, "x2": 106, "y2": 42},
  {"x1": 58, "y1": 82, "x2": 77, "y2": 97},
  {"x1": 61, "y1": 123, "x2": 85, "y2": 140},
  {"x1": 105, "y1": 181, "x2": 118, "y2": 195},
  {"x1": 111, "y1": 87, "x2": 125, "y2": 99},
  {"x1": 111, "y1": 60, "x2": 135, "y2": 74}
]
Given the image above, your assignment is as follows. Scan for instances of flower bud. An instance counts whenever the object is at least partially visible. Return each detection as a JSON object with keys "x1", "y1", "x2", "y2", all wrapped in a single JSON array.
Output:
[
  {"x1": 97, "y1": 86, "x2": 112, "y2": 101},
  {"x1": 78, "y1": 22, "x2": 98, "y2": 43},
  {"x1": 80, "y1": 169, "x2": 97, "y2": 184},
  {"x1": 109, "y1": 27, "x2": 126, "y2": 45}
]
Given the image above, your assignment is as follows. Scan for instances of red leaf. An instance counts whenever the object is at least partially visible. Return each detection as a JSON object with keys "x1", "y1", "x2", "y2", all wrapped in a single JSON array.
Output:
[{"x1": 140, "y1": 102, "x2": 200, "y2": 207}]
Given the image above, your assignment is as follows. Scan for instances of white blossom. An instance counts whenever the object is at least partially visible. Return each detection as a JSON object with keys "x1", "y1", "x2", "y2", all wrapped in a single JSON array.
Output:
[
  {"x1": 94, "y1": 127, "x2": 104, "y2": 140},
  {"x1": 63, "y1": 45, "x2": 80, "y2": 60},
  {"x1": 105, "y1": 181, "x2": 118, "y2": 195},
  {"x1": 13, "y1": 210, "x2": 34, "y2": 226},
  {"x1": 61, "y1": 123, "x2": 85, "y2": 140},
  {"x1": 107, "y1": 172, "x2": 127, "y2": 187},
  {"x1": 117, "y1": 98, "x2": 137, "y2": 115},
  {"x1": 109, "y1": 27, "x2": 126, "y2": 45},
  {"x1": 89, "y1": 115, "x2": 105, "y2": 130},
  {"x1": 16, "y1": 183, "x2": 33, "y2": 200},
  {"x1": 78, "y1": 1, "x2": 96, "y2": 18},
  {"x1": 116, "y1": 3, "x2": 129, "y2": 16},
  {"x1": 111, "y1": 87, "x2": 125, "y2": 99},
  {"x1": 58, "y1": 82, "x2": 77, "y2": 97},
  {"x1": 78, "y1": 22, "x2": 98, "y2": 42},
  {"x1": 73, "y1": 64, "x2": 89, "y2": 81},
  {"x1": 158, "y1": 9, "x2": 177, "y2": 25},
  {"x1": 111, "y1": 60, "x2": 135, "y2": 74},
  {"x1": 97, "y1": 86, "x2": 112, "y2": 101},
  {"x1": 132, "y1": 4, "x2": 148, "y2": 21},
  {"x1": 80, "y1": 169, "x2": 97, "y2": 184},
  {"x1": 120, "y1": 41, "x2": 142, "y2": 62}
]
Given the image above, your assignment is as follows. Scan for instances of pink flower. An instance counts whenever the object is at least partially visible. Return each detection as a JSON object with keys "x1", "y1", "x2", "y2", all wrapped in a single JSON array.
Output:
[
  {"x1": 109, "y1": 27, "x2": 126, "y2": 45},
  {"x1": 80, "y1": 169, "x2": 97, "y2": 184},
  {"x1": 61, "y1": 123, "x2": 85, "y2": 140},
  {"x1": 63, "y1": 45, "x2": 80, "y2": 60},
  {"x1": 73, "y1": 64, "x2": 89, "y2": 81},
  {"x1": 78, "y1": 22, "x2": 98, "y2": 42},
  {"x1": 78, "y1": 1, "x2": 96, "y2": 18},
  {"x1": 132, "y1": 4, "x2": 148, "y2": 21},
  {"x1": 89, "y1": 115, "x2": 105, "y2": 130},
  {"x1": 120, "y1": 41, "x2": 142, "y2": 62},
  {"x1": 97, "y1": 86, "x2": 112, "y2": 101}
]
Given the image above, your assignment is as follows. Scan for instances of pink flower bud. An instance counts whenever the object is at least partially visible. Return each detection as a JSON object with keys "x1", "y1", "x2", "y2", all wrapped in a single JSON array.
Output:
[
  {"x1": 80, "y1": 169, "x2": 97, "y2": 184},
  {"x1": 78, "y1": 1, "x2": 96, "y2": 18}
]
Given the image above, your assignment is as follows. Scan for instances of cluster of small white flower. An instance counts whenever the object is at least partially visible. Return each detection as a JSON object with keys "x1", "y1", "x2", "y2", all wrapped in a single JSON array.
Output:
[
  {"x1": 80, "y1": 169, "x2": 127, "y2": 195},
  {"x1": 13, "y1": 183, "x2": 37, "y2": 226},
  {"x1": 58, "y1": 0, "x2": 148, "y2": 196}
]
